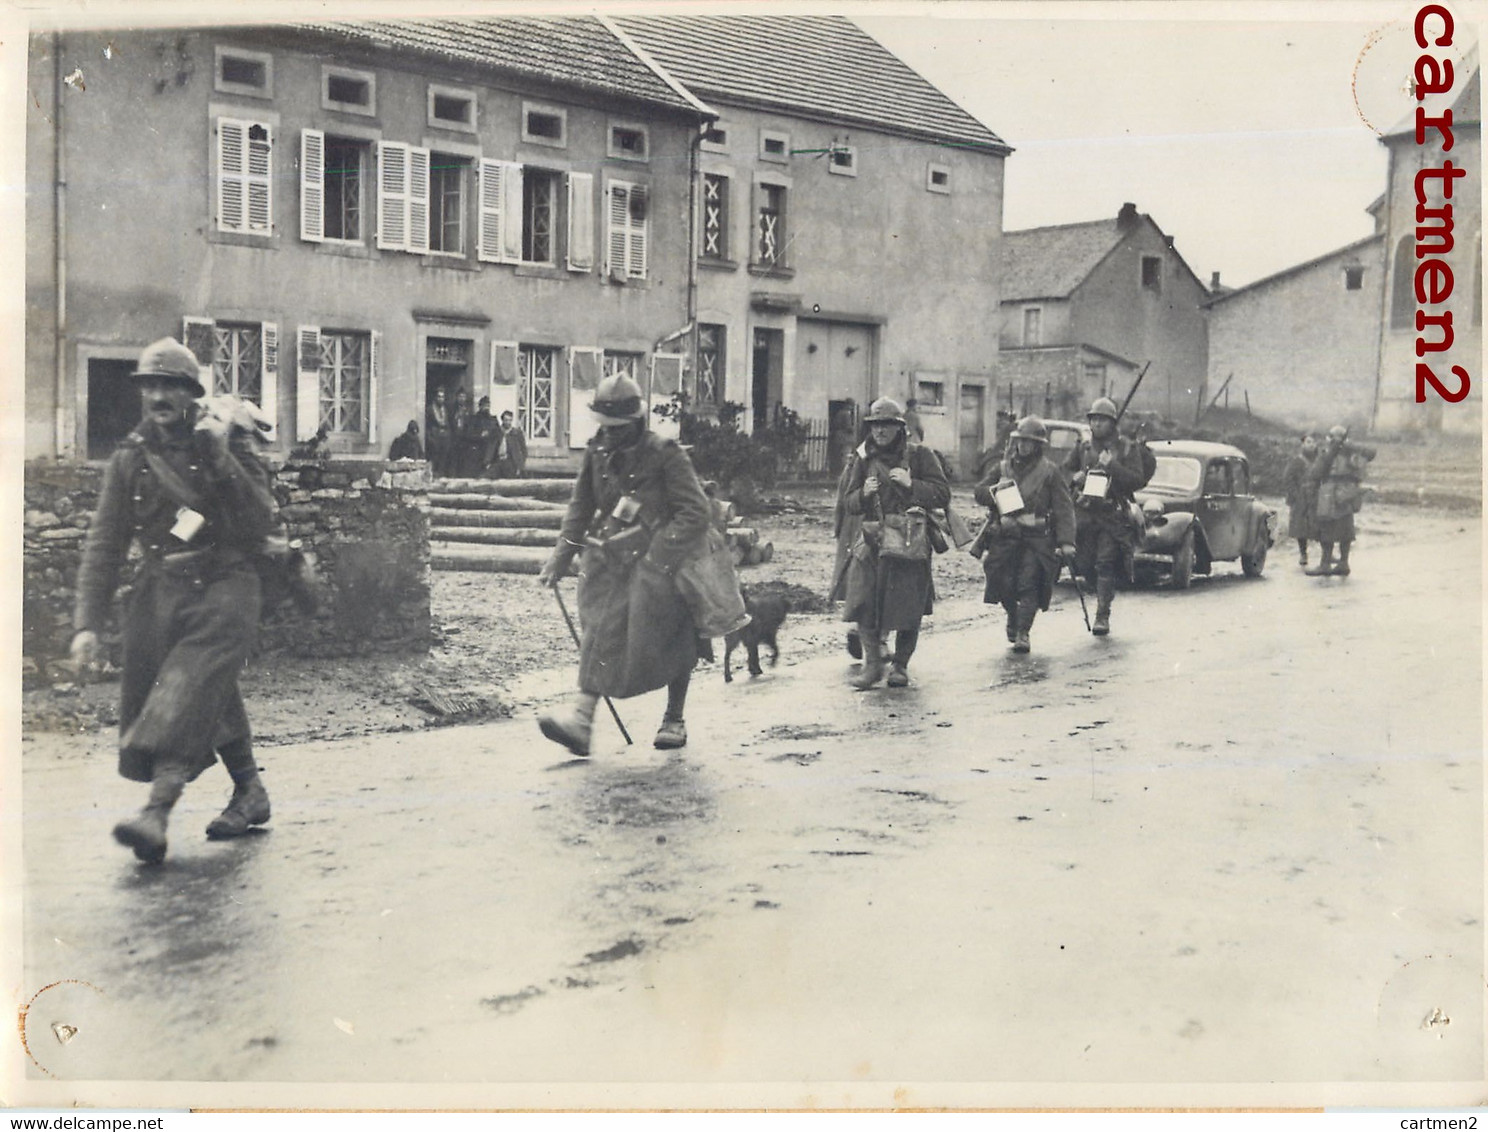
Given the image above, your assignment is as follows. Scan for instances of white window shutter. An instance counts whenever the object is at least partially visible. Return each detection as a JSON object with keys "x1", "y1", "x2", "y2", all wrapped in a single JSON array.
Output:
[
  {"x1": 246, "y1": 123, "x2": 273, "y2": 234},
  {"x1": 300, "y1": 129, "x2": 325, "y2": 242},
  {"x1": 377, "y1": 141, "x2": 409, "y2": 251},
  {"x1": 477, "y1": 159, "x2": 505, "y2": 263},
  {"x1": 568, "y1": 347, "x2": 604, "y2": 450},
  {"x1": 488, "y1": 340, "x2": 519, "y2": 419},
  {"x1": 407, "y1": 146, "x2": 431, "y2": 255},
  {"x1": 605, "y1": 181, "x2": 629, "y2": 278},
  {"x1": 650, "y1": 353, "x2": 684, "y2": 399},
  {"x1": 259, "y1": 322, "x2": 280, "y2": 437},
  {"x1": 500, "y1": 161, "x2": 524, "y2": 263},
  {"x1": 566, "y1": 171, "x2": 594, "y2": 271},
  {"x1": 296, "y1": 326, "x2": 322, "y2": 441},
  {"x1": 627, "y1": 184, "x2": 648, "y2": 279},
  {"x1": 217, "y1": 118, "x2": 247, "y2": 232},
  {"x1": 367, "y1": 330, "x2": 381, "y2": 445}
]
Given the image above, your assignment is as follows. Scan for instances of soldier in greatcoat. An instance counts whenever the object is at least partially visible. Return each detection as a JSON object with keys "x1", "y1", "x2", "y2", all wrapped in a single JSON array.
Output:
[
  {"x1": 974, "y1": 417, "x2": 1077, "y2": 654},
  {"x1": 70, "y1": 338, "x2": 279, "y2": 864},
  {"x1": 1282, "y1": 432, "x2": 1319, "y2": 567},
  {"x1": 1306, "y1": 424, "x2": 1375, "y2": 577},
  {"x1": 836, "y1": 397, "x2": 951, "y2": 689},
  {"x1": 536, "y1": 374, "x2": 712, "y2": 754},
  {"x1": 1070, "y1": 397, "x2": 1155, "y2": 636}
]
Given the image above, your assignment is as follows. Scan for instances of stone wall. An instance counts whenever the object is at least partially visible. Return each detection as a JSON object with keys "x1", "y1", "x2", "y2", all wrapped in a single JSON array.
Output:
[{"x1": 22, "y1": 456, "x2": 433, "y2": 685}]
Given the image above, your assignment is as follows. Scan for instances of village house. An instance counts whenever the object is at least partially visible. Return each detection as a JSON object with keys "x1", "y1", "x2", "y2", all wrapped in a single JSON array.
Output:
[
  {"x1": 1199, "y1": 61, "x2": 1479, "y2": 438},
  {"x1": 997, "y1": 203, "x2": 1210, "y2": 424},
  {"x1": 27, "y1": 15, "x2": 1011, "y2": 478},
  {"x1": 615, "y1": 15, "x2": 1011, "y2": 476},
  {"x1": 26, "y1": 19, "x2": 711, "y2": 470},
  {"x1": 1373, "y1": 61, "x2": 1480, "y2": 436},
  {"x1": 1204, "y1": 222, "x2": 1387, "y2": 431}
]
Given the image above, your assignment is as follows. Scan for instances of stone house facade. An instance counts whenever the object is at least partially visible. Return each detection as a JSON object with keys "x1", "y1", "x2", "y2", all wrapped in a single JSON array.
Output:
[
  {"x1": 1205, "y1": 233, "x2": 1387, "y2": 431},
  {"x1": 998, "y1": 203, "x2": 1210, "y2": 424}
]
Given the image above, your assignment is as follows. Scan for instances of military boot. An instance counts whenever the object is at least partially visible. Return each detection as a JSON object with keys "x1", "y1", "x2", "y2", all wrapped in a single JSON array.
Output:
[
  {"x1": 538, "y1": 693, "x2": 599, "y2": 758},
  {"x1": 851, "y1": 634, "x2": 886, "y2": 690},
  {"x1": 1305, "y1": 544, "x2": 1335, "y2": 577},
  {"x1": 1004, "y1": 605, "x2": 1018, "y2": 643},
  {"x1": 1013, "y1": 600, "x2": 1037, "y2": 653},
  {"x1": 654, "y1": 716, "x2": 688, "y2": 750},
  {"x1": 113, "y1": 770, "x2": 187, "y2": 864},
  {"x1": 1332, "y1": 542, "x2": 1352, "y2": 576},
  {"x1": 1092, "y1": 579, "x2": 1115, "y2": 636},
  {"x1": 205, "y1": 771, "x2": 271, "y2": 840}
]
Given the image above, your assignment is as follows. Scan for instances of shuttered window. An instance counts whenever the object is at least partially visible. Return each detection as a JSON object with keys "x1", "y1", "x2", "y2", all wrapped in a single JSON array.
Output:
[
  {"x1": 377, "y1": 141, "x2": 430, "y2": 253},
  {"x1": 476, "y1": 158, "x2": 523, "y2": 264},
  {"x1": 182, "y1": 316, "x2": 278, "y2": 432},
  {"x1": 217, "y1": 117, "x2": 273, "y2": 234},
  {"x1": 605, "y1": 180, "x2": 648, "y2": 280},
  {"x1": 566, "y1": 172, "x2": 594, "y2": 272}
]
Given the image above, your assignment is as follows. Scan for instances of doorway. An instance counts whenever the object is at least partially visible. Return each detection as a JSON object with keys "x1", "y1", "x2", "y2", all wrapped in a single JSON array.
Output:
[
  {"x1": 751, "y1": 328, "x2": 784, "y2": 431},
  {"x1": 425, "y1": 337, "x2": 472, "y2": 413},
  {"x1": 958, "y1": 383, "x2": 986, "y2": 481},
  {"x1": 87, "y1": 357, "x2": 139, "y2": 459},
  {"x1": 828, "y1": 398, "x2": 859, "y2": 475}
]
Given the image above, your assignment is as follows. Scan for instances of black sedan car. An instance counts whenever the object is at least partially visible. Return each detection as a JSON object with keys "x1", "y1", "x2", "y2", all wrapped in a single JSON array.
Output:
[{"x1": 1133, "y1": 440, "x2": 1276, "y2": 588}]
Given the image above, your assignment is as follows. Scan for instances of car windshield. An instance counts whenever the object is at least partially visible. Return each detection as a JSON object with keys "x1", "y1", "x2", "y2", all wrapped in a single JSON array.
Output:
[
  {"x1": 1147, "y1": 455, "x2": 1203, "y2": 493},
  {"x1": 1046, "y1": 427, "x2": 1081, "y2": 452}
]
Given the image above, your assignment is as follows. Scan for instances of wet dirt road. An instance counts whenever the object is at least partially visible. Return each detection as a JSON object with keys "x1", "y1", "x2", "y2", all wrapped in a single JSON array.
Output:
[{"x1": 15, "y1": 508, "x2": 1482, "y2": 1105}]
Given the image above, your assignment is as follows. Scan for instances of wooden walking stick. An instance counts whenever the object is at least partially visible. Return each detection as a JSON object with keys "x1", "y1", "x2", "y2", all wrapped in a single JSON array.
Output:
[{"x1": 552, "y1": 584, "x2": 633, "y2": 746}]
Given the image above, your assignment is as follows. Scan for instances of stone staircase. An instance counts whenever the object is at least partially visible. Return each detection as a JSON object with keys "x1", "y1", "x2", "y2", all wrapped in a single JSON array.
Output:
[{"x1": 429, "y1": 476, "x2": 575, "y2": 574}]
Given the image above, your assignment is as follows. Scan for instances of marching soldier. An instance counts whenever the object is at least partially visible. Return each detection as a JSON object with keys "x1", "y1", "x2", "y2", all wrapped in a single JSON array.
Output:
[
  {"x1": 71, "y1": 338, "x2": 279, "y2": 863},
  {"x1": 1306, "y1": 424, "x2": 1375, "y2": 577},
  {"x1": 835, "y1": 397, "x2": 950, "y2": 688},
  {"x1": 536, "y1": 374, "x2": 712, "y2": 754},
  {"x1": 1070, "y1": 397, "x2": 1154, "y2": 636},
  {"x1": 973, "y1": 417, "x2": 1076, "y2": 653}
]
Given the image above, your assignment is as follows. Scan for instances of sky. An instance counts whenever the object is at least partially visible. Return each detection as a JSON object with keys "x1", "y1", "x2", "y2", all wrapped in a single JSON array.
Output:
[
  {"x1": 859, "y1": 2, "x2": 1480, "y2": 289},
  {"x1": 0, "y1": 0, "x2": 1478, "y2": 292}
]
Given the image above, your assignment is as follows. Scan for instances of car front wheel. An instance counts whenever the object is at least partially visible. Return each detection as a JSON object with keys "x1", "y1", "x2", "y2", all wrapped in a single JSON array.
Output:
[
  {"x1": 1170, "y1": 530, "x2": 1195, "y2": 589},
  {"x1": 1241, "y1": 535, "x2": 1268, "y2": 577}
]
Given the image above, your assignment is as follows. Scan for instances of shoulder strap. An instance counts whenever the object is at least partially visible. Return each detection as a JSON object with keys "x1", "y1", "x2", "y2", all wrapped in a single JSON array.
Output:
[{"x1": 139, "y1": 445, "x2": 206, "y2": 512}]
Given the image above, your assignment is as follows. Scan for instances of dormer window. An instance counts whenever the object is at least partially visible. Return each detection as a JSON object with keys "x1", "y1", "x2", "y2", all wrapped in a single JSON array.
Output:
[
  {"x1": 215, "y1": 46, "x2": 272, "y2": 98},
  {"x1": 760, "y1": 129, "x2": 790, "y2": 163},
  {"x1": 322, "y1": 65, "x2": 375, "y2": 115},
  {"x1": 827, "y1": 146, "x2": 857, "y2": 177},
  {"x1": 429, "y1": 84, "x2": 476, "y2": 132},
  {"x1": 609, "y1": 124, "x2": 649, "y2": 162},
  {"x1": 523, "y1": 103, "x2": 567, "y2": 147}
]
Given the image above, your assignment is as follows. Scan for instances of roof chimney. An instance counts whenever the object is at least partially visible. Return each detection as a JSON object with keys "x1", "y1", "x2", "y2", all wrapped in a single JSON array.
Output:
[
  {"x1": 1211, "y1": 271, "x2": 1222, "y2": 290},
  {"x1": 1117, "y1": 202, "x2": 1139, "y2": 231}
]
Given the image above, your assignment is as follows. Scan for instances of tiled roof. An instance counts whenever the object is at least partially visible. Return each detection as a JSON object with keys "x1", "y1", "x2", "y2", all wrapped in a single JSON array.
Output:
[
  {"x1": 613, "y1": 15, "x2": 1008, "y2": 152},
  {"x1": 998, "y1": 219, "x2": 1126, "y2": 301},
  {"x1": 296, "y1": 17, "x2": 706, "y2": 117}
]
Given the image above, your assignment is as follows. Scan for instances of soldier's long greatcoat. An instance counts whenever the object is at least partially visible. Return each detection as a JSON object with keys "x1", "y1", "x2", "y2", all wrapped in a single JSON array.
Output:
[
  {"x1": 1309, "y1": 440, "x2": 1369, "y2": 543},
  {"x1": 975, "y1": 452, "x2": 1077, "y2": 610},
  {"x1": 1072, "y1": 433, "x2": 1153, "y2": 583},
  {"x1": 837, "y1": 433, "x2": 951, "y2": 634},
  {"x1": 1283, "y1": 452, "x2": 1318, "y2": 541},
  {"x1": 74, "y1": 418, "x2": 278, "y2": 783},
  {"x1": 559, "y1": 424, "x2": 711, "y2": 699}
]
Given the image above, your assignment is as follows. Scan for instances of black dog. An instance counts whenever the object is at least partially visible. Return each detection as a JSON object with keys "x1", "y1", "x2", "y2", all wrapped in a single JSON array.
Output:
[{"x1": 724, "y1": 588, "x2": 789, "y2": 682}]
